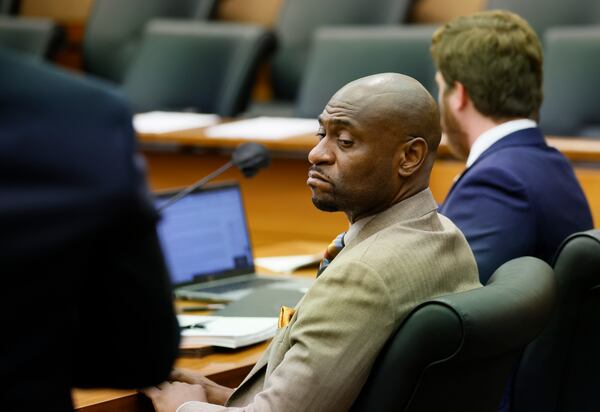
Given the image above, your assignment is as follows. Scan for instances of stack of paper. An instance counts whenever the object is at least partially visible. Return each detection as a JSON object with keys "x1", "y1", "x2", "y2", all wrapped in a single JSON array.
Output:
[
  {"x1": 204, "y1": 116, "x2": 318, "y2": 140},
  {"x1": 133, "y1": 111, "x2": 221, "y2": 134},
  {"x1": 255, "y1": 254, "x2": 322, "y2": 274},
  {"x1": 178, "y1": 315, "x2": 278, "y2": 349}
]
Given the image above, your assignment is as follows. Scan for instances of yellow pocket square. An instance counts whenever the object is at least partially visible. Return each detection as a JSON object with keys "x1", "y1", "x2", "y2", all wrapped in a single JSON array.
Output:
[{"x1": 278, "y1": 306, "x2": 296, "y2": 328}]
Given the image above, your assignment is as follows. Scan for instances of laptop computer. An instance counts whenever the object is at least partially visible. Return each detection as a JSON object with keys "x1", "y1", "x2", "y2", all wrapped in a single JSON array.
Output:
[{"x1": 154, "y1": 182, "x2": 314, "y2": 302}]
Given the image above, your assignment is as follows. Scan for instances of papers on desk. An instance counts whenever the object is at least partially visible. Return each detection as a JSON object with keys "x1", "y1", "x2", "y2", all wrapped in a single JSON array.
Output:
[
  {"x1": 204, "y1": 116, "x2": 319, "y2": 140},
  {"x1": 255, "y1": 254, "x2": 322, "y2": 274},
  {"x1": 178, "y1": 315, "x2": 277, "y2": 349},
  {"x1": 133, "y1": 111, "x2": 220, "y2": 134}
]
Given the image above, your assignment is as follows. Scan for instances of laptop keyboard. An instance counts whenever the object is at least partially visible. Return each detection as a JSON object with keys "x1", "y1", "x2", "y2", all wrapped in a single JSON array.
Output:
[{"x1": 200, "y1": 277, "x2": 283, "y2": 294}]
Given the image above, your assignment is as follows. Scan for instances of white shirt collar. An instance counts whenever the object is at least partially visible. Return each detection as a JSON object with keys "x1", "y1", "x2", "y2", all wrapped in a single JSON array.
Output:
[{"x1": 466, "y1": 119, "x2": 537, "y2": 167}]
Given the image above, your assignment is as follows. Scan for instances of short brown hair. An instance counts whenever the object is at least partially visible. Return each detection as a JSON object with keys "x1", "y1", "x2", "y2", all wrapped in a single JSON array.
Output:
[{"x1": 431, "y1": 10, "x2": 543, "y2": 121}]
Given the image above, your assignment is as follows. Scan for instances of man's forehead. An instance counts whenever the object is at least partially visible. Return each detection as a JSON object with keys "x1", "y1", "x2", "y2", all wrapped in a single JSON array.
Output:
[
  {"x1": 318, "y1": 93, "x2": 366, "y2": 124},
  {"x1": 318, "y1": 105, "x2": 360, "y2": 129},
  {"x1": 317, "y1": 111, "x2": 357, "y2": 128},
  {"x1": 320, "y1": 92, "x2": 399, "y2": 127}
]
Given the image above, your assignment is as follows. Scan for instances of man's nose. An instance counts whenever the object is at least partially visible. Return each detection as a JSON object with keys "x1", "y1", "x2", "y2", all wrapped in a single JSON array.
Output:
[{"x1": 308, "y1": 138, "x2": 334, "y2": 165}]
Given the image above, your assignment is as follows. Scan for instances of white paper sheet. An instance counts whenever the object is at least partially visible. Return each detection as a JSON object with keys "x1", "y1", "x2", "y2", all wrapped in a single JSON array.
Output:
[
  {"x1": 133, "y1": 111, "x2": 220, "y2": 134},
  {"x1": 255, "y1": 254, "x2": 322, "y2": 274},
  {"x1": 204, "y1": 116, "x2": 318, "y2": 140},
  {"x1": 178, "y1": 315, "x2": 278, "y2": 349}
]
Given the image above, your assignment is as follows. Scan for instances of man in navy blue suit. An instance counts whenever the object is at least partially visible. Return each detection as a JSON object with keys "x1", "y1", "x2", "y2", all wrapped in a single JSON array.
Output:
[
  {"x1": 430, "y1": 11, "x2": 593, "y2": 284},
  {"x1": 0, "y1": 49, "x2": 180, "y2": 411}
]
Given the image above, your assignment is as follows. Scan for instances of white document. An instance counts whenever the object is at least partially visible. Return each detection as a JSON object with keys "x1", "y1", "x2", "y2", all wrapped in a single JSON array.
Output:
[
  {"x1": 204, "y1": 116, "x2": 319, "y2": 140},
  {"x1": 255, "y1": 254, "x2": 322, "y2": 274},
  {"x1": 133, "y1": 111, "x2": 220, "y2": 134},
  {"x1": 178, "y1": 315, "x2": 278, "y2": 349}
]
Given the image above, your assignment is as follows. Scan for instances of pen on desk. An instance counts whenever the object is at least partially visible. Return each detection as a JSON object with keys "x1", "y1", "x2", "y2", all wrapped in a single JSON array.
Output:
[
  {"x1": 181, "y1": 304, "x2": 226, "y2": 312},
  {"x1": 180, "y1": 322, "x2": 210, "y2": 330}
]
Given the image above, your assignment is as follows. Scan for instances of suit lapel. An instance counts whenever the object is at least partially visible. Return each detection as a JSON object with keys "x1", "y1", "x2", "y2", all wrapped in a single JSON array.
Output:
[
  {"x1": 441, "y1": 166, "x2": 467, "y2": 202},
  {"x1": 232, "y1": 335, "x2": 274, "y2": 390}
]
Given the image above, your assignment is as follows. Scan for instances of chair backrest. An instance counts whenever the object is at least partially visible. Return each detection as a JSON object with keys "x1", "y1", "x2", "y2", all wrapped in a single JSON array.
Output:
[
  {"x1": 485, "y1": 0, "x2": 598, "y2": 36},
  {"x1": 122, "y1": 20, "x2": 273, "y2": 116},
  {"x1": 351, "y1": 257, "x2": 556, "y2": 412},
  {"x1": 0, "y1": 0, "x2": 17, "y2": 14},
  {"x1": 540, "y1": 27, "x2": 600, "y2": 137},
  {"x1": 0, "y1": 16, "x2": 60, "y2": 58},
  {"x1": 512, "y1": 230, "x2": 600, "y2": 412},
  {"x1": 295, "y1": 25, "x2": 437, "y2": 119},
  {"x1": 271, "y1": 0, "x2": 412, "y2": 102},
  {"x1": 83, "y1": 0, "x2": 216, "y2": 83}
]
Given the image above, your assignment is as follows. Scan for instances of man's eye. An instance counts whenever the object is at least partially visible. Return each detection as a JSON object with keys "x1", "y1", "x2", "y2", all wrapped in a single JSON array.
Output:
[
  {"x1": 338, "y1": 139, "x2": 353, "y2": 147},
  {"x1": 316, "y1": 130, "x2": 326, "y2": 139}
]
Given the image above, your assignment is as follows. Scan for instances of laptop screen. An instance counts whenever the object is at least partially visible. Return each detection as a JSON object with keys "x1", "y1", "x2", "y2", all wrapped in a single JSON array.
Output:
[{"x1": 154, "y1": 184, "x2": 254, "y2": 286}]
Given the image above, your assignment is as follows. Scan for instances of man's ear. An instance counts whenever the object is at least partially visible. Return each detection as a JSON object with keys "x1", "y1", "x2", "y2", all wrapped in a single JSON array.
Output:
[
  {"x1": 447, "y1": 81, "x2": 468, "y2": 111},
  {"x1": 397, "y1": 137, "x2": 428, "y2": 178}
]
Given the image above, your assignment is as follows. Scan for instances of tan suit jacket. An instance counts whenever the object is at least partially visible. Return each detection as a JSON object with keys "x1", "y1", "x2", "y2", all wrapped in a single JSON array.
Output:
[{"x1": 179, "y1": 188, "x2": 481, "y2": 412}]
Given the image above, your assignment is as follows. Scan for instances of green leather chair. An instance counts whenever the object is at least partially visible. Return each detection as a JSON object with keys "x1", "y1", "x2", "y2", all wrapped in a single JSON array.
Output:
[
  {"x1": 270, "y1": 0, "x2": 412, "y2": 103},
  {"x1": 512, "y1": 230, "x2": 600, "y2": 412},
  {"x1": 351, "y1": 257, "x2": 556, "y2": 412},
  {"x1": 485, "y1": 0, "x2": 598, "y2": 36},
  {"x1": 122, "y1": 20, "x2": 273, "y2": 116},
  {"x1": 0, "y1": 16, "x2": 61, "y2": 58},
  {"x1": 540, "y1": 27, "x2": 600, "y2": 137},
  {"x1": 295, "y1": 25, "x2": 437, "y2": 119},
  {"x1": 83, "y1": 0, "x2": 216, "y2": 84}
]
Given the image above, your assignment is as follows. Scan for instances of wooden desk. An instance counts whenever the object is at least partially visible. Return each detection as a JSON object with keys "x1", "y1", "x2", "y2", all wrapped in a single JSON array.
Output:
[
  {"x1": 73, "y1": 341, "x2": 267, "y2": 411},
  {"x1": 140, "y1": 126, "x2": 600, "y2": 228},
  {"x1": 139, "y1": 126, "x2": 600, "y2": 163}
]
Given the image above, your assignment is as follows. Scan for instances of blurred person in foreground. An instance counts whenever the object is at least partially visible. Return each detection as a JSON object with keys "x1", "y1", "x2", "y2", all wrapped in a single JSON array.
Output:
[{"x1": 0, "y1": 48, "x2": 179, "y2": 411}]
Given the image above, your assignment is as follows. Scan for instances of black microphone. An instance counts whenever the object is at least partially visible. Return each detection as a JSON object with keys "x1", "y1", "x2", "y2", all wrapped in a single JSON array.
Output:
[
  {"x1": 232, "y1": 142, "x2": 270, "y2": 177},
  {"x1": 158, "y1": 143, "x2": 270, "y2": 211}
]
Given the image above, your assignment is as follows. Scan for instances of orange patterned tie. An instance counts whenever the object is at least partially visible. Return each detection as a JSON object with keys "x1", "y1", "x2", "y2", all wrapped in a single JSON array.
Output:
[{"x1": 317, "y1": 232, "x2": 346, "y2": 277}]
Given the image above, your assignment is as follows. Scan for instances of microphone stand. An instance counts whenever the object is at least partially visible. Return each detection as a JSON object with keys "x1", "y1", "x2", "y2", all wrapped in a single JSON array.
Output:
[
  {"x1": 157, "y1": 161, "x2": 233, "y2": 211},
  {"x1": 157, "y1": 142, "x2": 270, "y2": 212}
]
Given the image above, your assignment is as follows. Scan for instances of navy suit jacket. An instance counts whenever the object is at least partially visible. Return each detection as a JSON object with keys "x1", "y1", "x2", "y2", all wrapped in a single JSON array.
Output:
[
  {"x1": 440, "y1": 127, "x2": 593, "y2": 283},
  {"x1": 0, "y1": 49, "x2": 179, "y2": 411}
]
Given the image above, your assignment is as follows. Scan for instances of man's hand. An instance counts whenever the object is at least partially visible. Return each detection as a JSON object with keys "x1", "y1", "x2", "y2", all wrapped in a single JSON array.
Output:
[
  {"x1": 170, "y1": 369, "x2": 234, "y2": 406},
  {"x1": 142, "y1": 381, "x2": 207, "y2": 412}
]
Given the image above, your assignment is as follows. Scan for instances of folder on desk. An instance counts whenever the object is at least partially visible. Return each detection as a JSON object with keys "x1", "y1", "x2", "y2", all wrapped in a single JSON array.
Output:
[
  {"x1": 214, "y1": 288, "x2": 304, "y2": 318},
  {"x1": 178, "y1": 315, "x2": 277, "y2": 349}
]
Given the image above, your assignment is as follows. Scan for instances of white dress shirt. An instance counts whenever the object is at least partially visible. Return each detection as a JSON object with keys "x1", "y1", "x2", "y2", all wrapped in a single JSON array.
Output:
[{"x1": 466, "y1": 119, "x2": 537, "y2": 168}]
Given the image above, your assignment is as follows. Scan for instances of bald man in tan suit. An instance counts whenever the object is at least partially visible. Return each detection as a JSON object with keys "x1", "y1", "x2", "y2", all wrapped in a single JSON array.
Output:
[{"x1": 144, "y1": 73, "x2": 481, "y2": 412}]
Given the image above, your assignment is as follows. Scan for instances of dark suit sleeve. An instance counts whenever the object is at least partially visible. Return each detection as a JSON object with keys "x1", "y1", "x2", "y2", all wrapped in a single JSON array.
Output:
[
  {"x1": 441, "y1": 166, "x2": 535, "y2": 283},
  {"x1": 71, "y1": 93, "x2": 180, "y2": 388},
  {"x1": 0, "y1": 50, "x2": 179, "y2": 410},
  {"x1": 73, "y1": 207, "x2": 180, "y2": 388}
]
